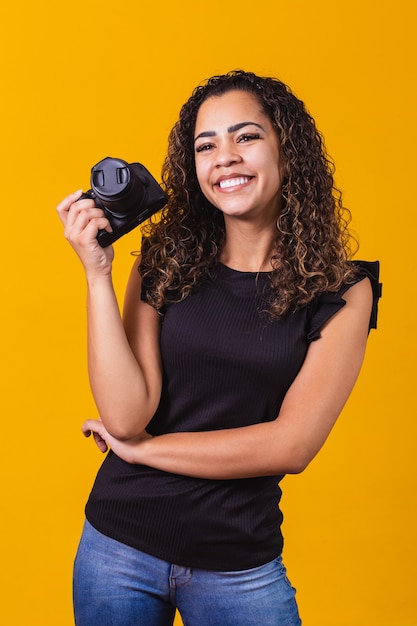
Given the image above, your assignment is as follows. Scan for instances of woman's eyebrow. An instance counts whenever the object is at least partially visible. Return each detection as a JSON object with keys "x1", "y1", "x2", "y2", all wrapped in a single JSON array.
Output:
[
  {"x1": 228, "y1": 121, "x2": 265, "y2": 133},
  {"x1": 194, "y1": 121, "x2": 265, "y2": 142}
]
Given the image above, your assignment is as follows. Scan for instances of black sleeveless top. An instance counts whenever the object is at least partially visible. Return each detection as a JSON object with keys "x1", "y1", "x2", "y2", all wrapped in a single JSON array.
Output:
[{"x1": 85, "y1": 261, "x2": 381, "y2": 570}]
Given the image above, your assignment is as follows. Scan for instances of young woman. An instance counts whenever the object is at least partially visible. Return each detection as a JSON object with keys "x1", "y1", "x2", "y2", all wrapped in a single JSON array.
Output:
[{"x1": 57, "y1": 70, "x2": 380, "y2": 626}]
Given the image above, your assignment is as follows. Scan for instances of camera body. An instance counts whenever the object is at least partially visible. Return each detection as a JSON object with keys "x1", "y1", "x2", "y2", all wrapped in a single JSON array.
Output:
[{"x1": 79, "y1": 157, "x2": 167, "y2": 247}]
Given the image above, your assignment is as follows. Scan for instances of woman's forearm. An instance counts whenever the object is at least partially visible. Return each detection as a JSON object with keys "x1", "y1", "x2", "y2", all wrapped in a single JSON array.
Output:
[
  {"x1": 138, "y1": 423, "x2": 299, "y2": 478},
  {"x1": 84, "y1": 419, "x2": 293, "y2": 478}
]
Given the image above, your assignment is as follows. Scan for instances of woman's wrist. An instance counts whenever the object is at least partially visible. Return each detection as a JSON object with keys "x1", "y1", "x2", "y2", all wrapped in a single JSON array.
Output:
[
  {"x1": 109, "y1": 430, "x2": 154, "y2": 465},
  {"x1": 130, "y1": 434, "x2": 153, "y2": 465},
  {"x1": 86, "y1": 270, "x2": 114, "y2": 289}
]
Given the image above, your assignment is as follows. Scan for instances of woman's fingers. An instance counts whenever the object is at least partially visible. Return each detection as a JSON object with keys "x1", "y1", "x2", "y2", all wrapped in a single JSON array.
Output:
[
  {"x1": 66, "y1": 207, "x2": 111, "y2": 243},
  {"x1": 57, "y1": 192, "x2": 114, "y2": 272},
  {"x1": 56, "y1": 190, "x2": 83, "y2": 226},
  {"x1": 57, "y1": 192, "x2": 112, "y2": 238},
  {"x1": 82, "y1": 419, "x2": 109, "y2": 453}
]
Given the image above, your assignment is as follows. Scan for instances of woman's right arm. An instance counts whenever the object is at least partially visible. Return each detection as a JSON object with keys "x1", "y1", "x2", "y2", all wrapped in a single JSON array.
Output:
[{"x1": 57, "y1": 191, "x2": 162, "y2": 439}]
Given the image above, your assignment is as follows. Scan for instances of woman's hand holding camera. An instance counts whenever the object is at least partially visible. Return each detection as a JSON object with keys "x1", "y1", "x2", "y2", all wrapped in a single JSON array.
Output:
[{"x1": 56, "y1": 191, "x2": 114, "y2": 278}]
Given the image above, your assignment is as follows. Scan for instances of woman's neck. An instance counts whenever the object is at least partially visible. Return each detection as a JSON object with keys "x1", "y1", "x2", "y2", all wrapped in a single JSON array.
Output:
[{"x1": 219, "y1": 221, "x2": 277, "y2": 273}]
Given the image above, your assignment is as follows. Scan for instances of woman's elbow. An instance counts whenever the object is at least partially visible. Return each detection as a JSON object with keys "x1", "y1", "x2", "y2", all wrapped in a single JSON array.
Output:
[
  {"x1": 100, "y1": 410, "x2": 152, "y2": 440},
  {"x1": 284, "y1": 456, "x2": 310, "y2": 474},
  {"x1": 98, "y1": 394, "x2": 160, "y2": 440},
  {"x1": 105, "y1": 425, "x2": 141, "y2": 440},
  {"x1": 279, "y1": 445, "x2": 316, "y2": 475}
]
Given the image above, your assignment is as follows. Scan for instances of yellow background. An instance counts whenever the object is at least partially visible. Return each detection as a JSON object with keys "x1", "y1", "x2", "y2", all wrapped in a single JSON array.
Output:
[{"x1": 1, "y1": 0, "x2": 415, "y2": 624}]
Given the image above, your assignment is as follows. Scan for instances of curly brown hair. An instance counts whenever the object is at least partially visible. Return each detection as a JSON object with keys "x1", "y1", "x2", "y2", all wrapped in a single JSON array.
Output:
[{"x1": 140, "y1": 70, "x2": 358, "y2": 316}]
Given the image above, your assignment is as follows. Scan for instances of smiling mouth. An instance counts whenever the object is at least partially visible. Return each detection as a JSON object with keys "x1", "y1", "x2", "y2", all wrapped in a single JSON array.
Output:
[{"x1": 218, "y1": 176, "x2": 252, "y2": 190}]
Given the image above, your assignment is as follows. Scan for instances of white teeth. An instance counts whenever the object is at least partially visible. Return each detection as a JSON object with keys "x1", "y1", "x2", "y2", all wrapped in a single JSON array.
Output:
[{"x1": 219, "y1": 177, "x2": 250, "y2": 189}]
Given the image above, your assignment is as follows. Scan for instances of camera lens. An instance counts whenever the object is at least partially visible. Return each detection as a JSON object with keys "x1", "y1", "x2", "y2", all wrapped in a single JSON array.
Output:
[{"x1": 90, "y1": 157, "x2": 145, "y2": 217}]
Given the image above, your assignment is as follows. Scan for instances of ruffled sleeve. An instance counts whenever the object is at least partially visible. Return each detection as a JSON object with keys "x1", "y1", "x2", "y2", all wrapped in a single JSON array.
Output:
[{"x1": 306, "y1": 260, "x2": 382, "y2": 343}]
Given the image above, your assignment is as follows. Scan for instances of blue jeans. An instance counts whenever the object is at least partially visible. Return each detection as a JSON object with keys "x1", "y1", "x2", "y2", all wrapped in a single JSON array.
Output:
[{"x1": 73, "y1": 520, "x2": 301, "y2": 626}]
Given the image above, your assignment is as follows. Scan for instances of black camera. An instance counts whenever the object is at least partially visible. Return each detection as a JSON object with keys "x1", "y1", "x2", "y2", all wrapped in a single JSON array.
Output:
[{"x1": 79, "y1": 156, "x2": 167, "y2": 247}]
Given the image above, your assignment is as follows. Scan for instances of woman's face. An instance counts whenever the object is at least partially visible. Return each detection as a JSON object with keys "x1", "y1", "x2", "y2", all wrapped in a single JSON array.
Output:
[{"x1": 194, "y1": 90, "x2": 284, "y2": 224}]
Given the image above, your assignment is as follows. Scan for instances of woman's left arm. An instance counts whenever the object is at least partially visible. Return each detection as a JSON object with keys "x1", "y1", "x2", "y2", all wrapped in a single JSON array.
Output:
[{"x1": 83, "y1": 278, "x2": 373, "y2": 479}]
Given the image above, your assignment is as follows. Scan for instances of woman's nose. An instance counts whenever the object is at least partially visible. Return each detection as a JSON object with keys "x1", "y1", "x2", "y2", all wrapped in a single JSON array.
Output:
[{"x1": 215, "y1": 142, "x2": 242, "y2": 168}]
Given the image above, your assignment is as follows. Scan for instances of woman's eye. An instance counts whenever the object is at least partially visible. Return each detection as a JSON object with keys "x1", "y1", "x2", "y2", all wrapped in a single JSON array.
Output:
[
  {"x1": 238, "y1": 133, "x2": 261, "y2": 143},
  {"x1": 195, "y1": 143, "x2": 214, "y2": 153}
]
